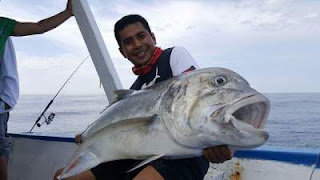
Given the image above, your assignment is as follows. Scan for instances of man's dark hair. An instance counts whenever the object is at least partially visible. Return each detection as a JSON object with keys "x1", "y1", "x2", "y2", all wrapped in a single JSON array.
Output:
[{"x1": 114, "y1": 14, "x2": 152, "y2": 47}]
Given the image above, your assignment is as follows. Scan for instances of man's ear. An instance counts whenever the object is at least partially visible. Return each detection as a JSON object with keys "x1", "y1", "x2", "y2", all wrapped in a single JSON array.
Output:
[
  {"x1": 151, "y1": 32, "x2": 156, "y2": 44},
  {"x1": 119, "y1": 47, "x2": 127, "y2": 58}
]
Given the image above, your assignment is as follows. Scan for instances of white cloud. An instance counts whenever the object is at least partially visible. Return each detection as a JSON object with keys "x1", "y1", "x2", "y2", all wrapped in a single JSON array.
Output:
[{"x1": 2, "y1": 0, "x2": 320, "y2": 93}]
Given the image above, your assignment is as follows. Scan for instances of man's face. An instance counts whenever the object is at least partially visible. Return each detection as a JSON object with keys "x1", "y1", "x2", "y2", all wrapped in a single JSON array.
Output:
[{"x1": 119, "y1": 22, "x2": 156, "y2": 67}]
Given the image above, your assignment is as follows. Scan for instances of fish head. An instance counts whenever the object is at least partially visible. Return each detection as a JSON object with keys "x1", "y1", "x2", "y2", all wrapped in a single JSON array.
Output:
[
  {"x1": 190, "y1": 93, "x2": 270, "y2": 149},
  {"x1": 162, "y1": 67, "x2": 270, "y2": 149}
]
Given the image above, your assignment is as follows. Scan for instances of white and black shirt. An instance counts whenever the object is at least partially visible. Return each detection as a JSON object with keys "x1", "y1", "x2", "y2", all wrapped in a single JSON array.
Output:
[{"x1": 130, "y1": 46, "x2": 199, "y2": 90}]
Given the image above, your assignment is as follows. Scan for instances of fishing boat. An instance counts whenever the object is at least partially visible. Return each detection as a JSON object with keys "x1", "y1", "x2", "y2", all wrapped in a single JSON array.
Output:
[{"x1": 7, "y1": 0, "x2": 320, "y2": 179}]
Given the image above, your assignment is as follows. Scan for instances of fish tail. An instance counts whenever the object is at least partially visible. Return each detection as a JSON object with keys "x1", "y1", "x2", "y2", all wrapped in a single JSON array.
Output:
[{"x1": 59, "y1": 151, "x2": 100, "y2": 179}]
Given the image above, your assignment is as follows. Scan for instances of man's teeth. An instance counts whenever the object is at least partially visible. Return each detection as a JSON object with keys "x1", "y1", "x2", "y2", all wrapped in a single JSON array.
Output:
[{"x1": 137, "y1": 51, "x2": 146, "y2": 57}]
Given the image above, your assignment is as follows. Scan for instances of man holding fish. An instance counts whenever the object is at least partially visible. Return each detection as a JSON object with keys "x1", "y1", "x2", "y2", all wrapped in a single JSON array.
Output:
[{"x1": 54, "y1": 14, "x2": 234, "y2": 180}]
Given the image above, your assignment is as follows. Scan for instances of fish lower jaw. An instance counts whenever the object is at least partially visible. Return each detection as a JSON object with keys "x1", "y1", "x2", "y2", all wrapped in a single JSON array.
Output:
[{"x1": 223, "y1": 95, "x2": 270, "y2": 128}]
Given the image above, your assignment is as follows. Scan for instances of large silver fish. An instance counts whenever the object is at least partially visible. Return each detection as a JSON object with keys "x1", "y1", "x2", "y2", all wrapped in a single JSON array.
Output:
[{"x1": 60, "y1": 67, "x2": 270, "y2": 179}]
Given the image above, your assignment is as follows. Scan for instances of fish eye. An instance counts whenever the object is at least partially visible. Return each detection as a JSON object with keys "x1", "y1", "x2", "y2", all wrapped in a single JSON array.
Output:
[{"x1": 212, "y1": 76, "x2": 227, "y2": 87}]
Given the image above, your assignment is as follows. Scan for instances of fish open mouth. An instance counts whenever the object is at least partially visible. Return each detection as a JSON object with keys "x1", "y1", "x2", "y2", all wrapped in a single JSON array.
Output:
[{"x1": 226, "y1": 94, "x2": 270, "y2": 129}]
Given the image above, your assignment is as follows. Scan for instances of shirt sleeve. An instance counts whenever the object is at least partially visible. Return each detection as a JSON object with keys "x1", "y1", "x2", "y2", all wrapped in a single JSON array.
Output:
[
  {"x1": 0, "y1": 38, "x2": 19, "y2": 112},
  {"x1": 169, "y1": 46, "x2": 199, "y2": 76},
  {"x1": 0, "y1": 17, "x2": 17, "y2": 57}
]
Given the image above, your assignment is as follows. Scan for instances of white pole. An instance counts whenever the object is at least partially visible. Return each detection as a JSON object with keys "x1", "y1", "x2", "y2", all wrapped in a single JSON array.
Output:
[{"x1": 72, "y1": 0, "x2": 122, "y2": 103}]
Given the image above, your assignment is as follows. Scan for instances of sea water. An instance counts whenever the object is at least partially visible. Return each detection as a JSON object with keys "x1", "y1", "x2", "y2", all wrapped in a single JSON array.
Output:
[{"x1": 8, "y1": 93, "x2": 320, "y2": 149}]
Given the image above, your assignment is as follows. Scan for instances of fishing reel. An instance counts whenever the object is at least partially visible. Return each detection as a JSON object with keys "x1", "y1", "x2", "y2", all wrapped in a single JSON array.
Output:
[{"x1": 37, "y1": 113, "x2": 56, "y2": 127}]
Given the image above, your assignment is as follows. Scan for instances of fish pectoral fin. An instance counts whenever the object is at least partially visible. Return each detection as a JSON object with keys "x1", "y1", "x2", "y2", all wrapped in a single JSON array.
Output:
[
  {"x1": 107, "y1": 115, "x2": 160, "y2": 129},
  {"x1": 133, "y1": 115, "x2": 159, "y2": 123},
  {"x1": 127, "y1": 154, "x2": 164, "y2": 172},
  {"x1": 59, "y1": 152, "x2": 100, "y2": 179}
]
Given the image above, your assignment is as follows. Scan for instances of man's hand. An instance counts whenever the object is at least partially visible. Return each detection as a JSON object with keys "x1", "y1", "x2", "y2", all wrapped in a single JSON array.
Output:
[
  {"x1": 75, "y1": 133, "x2": 82, "y2": 145},
  {"x1": 203, "y1": 145, "x2": 233, "y2": 163},
  {"x1": 66, "y1": 0, "x2": 73, "y2": 17}
]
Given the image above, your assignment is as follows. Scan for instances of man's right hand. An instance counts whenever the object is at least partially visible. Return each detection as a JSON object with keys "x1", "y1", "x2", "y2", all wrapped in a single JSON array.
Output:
[
  {"x1": 203, "y1": 145, "x2": 233, "y2": 163},
  {"x1": 65, "y1": 0, "x2": 73, "y2": 17}
]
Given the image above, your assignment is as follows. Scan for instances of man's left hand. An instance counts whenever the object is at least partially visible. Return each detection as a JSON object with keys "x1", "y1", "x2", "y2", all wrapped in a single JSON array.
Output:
[{"x1": 203, "y1": 145, "x2": 233, "y2": 163}]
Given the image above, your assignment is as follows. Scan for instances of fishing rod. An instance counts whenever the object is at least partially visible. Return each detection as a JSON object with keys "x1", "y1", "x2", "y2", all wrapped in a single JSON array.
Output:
[
  {"x1": 29, "y1": 55, "x2": 90, "y2": 133},
  {"x1": 309, "y1": 151, "x2": 320, "y2": 180}
]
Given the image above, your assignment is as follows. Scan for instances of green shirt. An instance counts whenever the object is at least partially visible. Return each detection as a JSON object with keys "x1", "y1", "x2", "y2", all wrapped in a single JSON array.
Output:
[{"x1": 0, "y1": 17, "x2": 17, "y2": 57}]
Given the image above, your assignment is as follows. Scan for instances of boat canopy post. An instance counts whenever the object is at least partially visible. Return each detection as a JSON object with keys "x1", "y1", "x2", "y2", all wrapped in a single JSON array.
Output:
[{"x1": 73, "y1": 0, "x2": 122, "y2": 102}]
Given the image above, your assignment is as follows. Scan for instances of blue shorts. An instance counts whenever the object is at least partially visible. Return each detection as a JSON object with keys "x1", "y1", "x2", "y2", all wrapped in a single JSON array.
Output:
[{"x1": 0, "y1": 112, "x2": 11, "y2": 160}]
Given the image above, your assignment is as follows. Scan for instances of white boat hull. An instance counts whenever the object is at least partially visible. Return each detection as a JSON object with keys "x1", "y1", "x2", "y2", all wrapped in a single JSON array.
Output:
[
  {"x1": 8, "y1": 133, "x2": 320, "y2": 180},
  {"x1": 8, "y1": 134, "x2": 76, "y2": 180}
]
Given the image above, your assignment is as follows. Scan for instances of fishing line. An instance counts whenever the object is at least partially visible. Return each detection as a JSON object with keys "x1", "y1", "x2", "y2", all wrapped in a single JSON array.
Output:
[
  {"x1": 309, "y1": 151, "x2": 320, "y2": 180},
  {"x1": 28, "y1": 55, "x2": 90, "y2": 133}
]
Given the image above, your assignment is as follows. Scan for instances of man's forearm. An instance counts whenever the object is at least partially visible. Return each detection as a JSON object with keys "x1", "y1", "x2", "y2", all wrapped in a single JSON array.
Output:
[
  {"x1": 12, "y1": 10, "x2": 72, "y2": 36},
  {"x1": 11, "y1": 0, "x2": 73, "y2": 36},
  {"x1": 37, "y1": 9, "x2": 73, "y2": 34}
]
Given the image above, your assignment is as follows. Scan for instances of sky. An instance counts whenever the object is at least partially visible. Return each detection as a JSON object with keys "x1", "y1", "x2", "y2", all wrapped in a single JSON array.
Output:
[{"x1": 1, "y1": 0, "x2": 320, "y2": 94}]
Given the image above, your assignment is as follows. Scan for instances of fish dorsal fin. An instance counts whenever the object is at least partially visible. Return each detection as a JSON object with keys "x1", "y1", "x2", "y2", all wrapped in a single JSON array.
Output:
[
  {"x1": 93, "y1": 115, "x2": 160, "y2": 138},
  {"x1": 114, "y1": 89, "x2": 135, "y2": 101},
  {"x1": 100, "y1": 89, "x2": 135, "y2": 114},
  {"x1": 127, "y1": 154, "x2": 164, "y2": 172}
]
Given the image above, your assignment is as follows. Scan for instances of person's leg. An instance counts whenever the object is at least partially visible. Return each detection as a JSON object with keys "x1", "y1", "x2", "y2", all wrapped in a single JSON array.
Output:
[
  {"x1": 0, "y1": 156, "x2": 8, "y2": 180},
  {"x1": 133, "y1": 165, "x2": 164, "y2": 180},
  {"x1": 0, "y1": 112, "x2": 10, "y2": 180}
]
